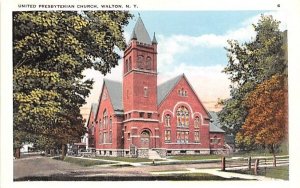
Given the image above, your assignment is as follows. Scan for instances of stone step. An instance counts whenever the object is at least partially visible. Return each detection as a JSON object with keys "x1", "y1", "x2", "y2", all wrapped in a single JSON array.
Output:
[{"x1": 148, "y1": 149, "x2": 162, "y2": 160}]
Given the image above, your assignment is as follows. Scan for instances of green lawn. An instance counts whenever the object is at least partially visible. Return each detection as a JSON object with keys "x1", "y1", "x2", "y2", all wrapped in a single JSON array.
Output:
[
  {"x1": 167, "y1": 151, "x2": 288, "y2": 161},
  {"x1": 264, "y1": 166, "x2": 289, "y2": 180},
  {"x1": 63, "y1": 157, "x2": 116, "y2": 167},
  {"x1": 158, "y1": 173, "x2": 244, "y2": 180},
  {"x1": 227, "y1": 166, "x2": 289, "y2": 180},
  {"x1": 168, "y1": 154, "x2": 222, "y2": 160},
  {"x1": 95, "y1": 156, "x2": 155, "y2": 163}
]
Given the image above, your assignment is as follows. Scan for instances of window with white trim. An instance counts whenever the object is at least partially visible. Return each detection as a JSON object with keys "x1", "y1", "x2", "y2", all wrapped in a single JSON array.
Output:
[
  {"x1": 194, "y1": 116, "x2": 200, "y2": 128},
  {"x1": 165, "y1": 130, "x2": 171, "y2": 142},
  {"x1": 194, "y1": 131, "x2": 200, "y2": 143},
  {"x1": 165, "y1": 114, "x2": 171, "y2": 127},
  {"x1": 176, "y1": 106, "x2": 189, "y2": 127}
]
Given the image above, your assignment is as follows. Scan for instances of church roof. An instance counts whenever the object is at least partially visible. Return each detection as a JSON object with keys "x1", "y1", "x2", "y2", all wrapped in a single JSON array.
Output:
[
  {"x1": 86, "y1": 103, "x2": 98, "y2": 127},
  {"x1": 130, "y1": 16, "x2": 152, "y2": 45},
  {"x1": 209, "y1": 123, "x2": 225, "y2": 133},
  {"x1": 104, "y1": 79, "x2": 123, "y2": 113},
  {"x1": 91, "y1": 103, "x2": 98, "y2": 115},
  {"x1": 209, "y1": 111, "x2": 225, "y2": 133},
  {"x1": 157, "y1": 74, "x2": 183, "y2": 105}
]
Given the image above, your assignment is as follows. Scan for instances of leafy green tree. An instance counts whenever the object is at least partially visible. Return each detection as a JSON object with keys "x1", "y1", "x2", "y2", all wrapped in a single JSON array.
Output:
[
  {"x1": 218, "y1": 15, "x2": 287, "y2": 144},
  {"x1": 13, "y1": 11, "x2": 132, "y2": 158}
]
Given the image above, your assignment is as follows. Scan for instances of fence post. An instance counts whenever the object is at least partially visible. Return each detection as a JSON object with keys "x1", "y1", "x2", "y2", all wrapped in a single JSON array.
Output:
[
  {"x1": 254, "y1": 159, "x2": 259, "y2": 175},
  {"x1": 248, "y1": 156, "x2": 252, "y2": 170},
  {"x1": 221, "y1": 157, "x2": 226, "y2": 171}
]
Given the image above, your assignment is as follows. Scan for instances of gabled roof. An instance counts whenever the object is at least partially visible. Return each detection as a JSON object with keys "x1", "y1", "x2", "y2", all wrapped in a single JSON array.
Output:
[
  {"x1": 209, "y1": 111, "x2": 225, "y2": 133},
  {"x1": 104, "y1": 79, "x2": 123, "y2": 112},
  {"x1": 157, "y1": 74, "x2": 211, "y2": 119},
  {"x1": 209, "y1": 123, "x2": 225, "y2": 133},
  {"x1": 86, "y1": 103, "x2": 98, "y2": 127},
  {"x1": 91, "y1": 103, "x2": 98, "y2": 115},
  {"x1": 157, "y1": 74, "x2": 182, "y2": 105},
  {"x1": 209, "y1": 111, "x2": 221, "y2": 127},
  {"x1": 130, "y1": 16, "x2": 152, "y2": 45}
]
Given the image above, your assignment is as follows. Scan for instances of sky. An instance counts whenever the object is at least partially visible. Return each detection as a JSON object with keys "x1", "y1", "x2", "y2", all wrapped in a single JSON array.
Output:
[{"x1": 80, "y1": 10, "x2": 287, "y2": 120}]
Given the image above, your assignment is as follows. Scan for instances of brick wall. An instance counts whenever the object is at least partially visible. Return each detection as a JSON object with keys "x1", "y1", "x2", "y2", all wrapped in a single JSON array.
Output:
[{"x1": 158, "y1": 76, "x2": 211, "y2": 150}]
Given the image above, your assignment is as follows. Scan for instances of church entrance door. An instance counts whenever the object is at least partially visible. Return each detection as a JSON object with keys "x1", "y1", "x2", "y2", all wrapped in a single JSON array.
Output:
[{"x1": 140, "y1": 130, "x2": 150, "y2": 148}]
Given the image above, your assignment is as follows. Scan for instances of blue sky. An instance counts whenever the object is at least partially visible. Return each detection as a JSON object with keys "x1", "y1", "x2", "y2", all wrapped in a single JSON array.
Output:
[
  {"x1": 127, "y1": 11, "x2": 266, "y2": 36},
  {"x1": 81, "y1": 10, "x2": 287, "y2": 117}
]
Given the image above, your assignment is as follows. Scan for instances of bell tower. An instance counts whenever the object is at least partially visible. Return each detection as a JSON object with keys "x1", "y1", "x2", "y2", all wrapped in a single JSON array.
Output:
[
  {"x1": 122, "y1": 16, "x2": 160, "y2": 149},
  {"x1": 123, "y1": 16, "x2": 158, "y2": 113}
]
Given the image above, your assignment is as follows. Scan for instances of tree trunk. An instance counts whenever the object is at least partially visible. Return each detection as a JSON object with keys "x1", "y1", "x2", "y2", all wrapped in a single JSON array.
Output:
[
  {"x1": 271, "y1": 145, "x2": 277, "y2": 167},
  {"x1": 61, "y1": 144, "x2": 67, "y2": 160},
  {"x1": 14, "y1": 148, "x2": 21, "y2": 159},
  {"x1": 50, "y1": 149, "x2": 55, "y2": 156}
]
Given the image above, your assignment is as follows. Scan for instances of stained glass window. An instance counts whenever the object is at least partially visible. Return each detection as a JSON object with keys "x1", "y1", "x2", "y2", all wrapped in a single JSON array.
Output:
[{"x1": 176, "y1": 106, "x2": 189, "y2": 127}]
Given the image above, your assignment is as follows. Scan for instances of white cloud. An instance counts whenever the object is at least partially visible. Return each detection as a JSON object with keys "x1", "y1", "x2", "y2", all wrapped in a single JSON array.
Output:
[
  {"x1": 157, "y1": 11, "x2": 287, "y2": 68},
  {"x1": 242, "y1": 11, "x2": 287, "y2": 31},
  {"x1": 158, "y1": 64, "x2": 230, "y2": 103},
  {"x1": 157, "y1": 23, "x2": 256, "y2": 67}
]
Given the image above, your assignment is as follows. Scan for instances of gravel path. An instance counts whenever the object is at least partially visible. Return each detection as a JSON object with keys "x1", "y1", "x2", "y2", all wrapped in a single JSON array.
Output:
[{"x1": 13, "y1": 156, "x2": 221, "y2": 179}]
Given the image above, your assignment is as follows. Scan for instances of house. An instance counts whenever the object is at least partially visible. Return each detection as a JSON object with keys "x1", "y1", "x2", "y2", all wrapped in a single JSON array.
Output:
[
  {"x1": 209, "y1": 111, "x2": 235, "y2": 152},
  {"x1": 88, "y1": 16, "x2": 226, "y2": 158}
]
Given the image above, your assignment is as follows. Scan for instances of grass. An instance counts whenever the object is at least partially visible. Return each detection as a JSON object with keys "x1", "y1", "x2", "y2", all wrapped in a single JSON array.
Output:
[
  {"x1": 227, "y1": 166, "x2": 289, "y2": 180},
  {"x1": 15, "y1": 173, "x2": 246, "y2": 181},
  {"x1": 158, "y1": 173, "x2": 245, "y2": 180},
  {"x1": 94, "y1": 156, "x2": 156, "y2": 163},
  {"x1": 150, "y1": 169, "x2": 189, "y2": 173},
  {"x1": 168, "y1": 154, "x2": 222, "y2": 160},
  {"x1": 62, "y1": 157, "x2": 116, "y2": 167},
  {"x1": 264, "y1": 166, "x2": 289, "y2": 180}
]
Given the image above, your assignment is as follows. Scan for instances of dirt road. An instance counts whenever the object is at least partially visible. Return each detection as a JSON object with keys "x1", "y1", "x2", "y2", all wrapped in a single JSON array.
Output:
[{"x1": 14, "y1": 156, "x2": 222, "y2": 180}]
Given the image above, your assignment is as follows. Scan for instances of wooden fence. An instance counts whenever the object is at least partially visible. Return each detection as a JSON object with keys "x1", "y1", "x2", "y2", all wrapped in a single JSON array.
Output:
[{"x1": 221, "y1": 156, "x2": 289, "y2": 175}]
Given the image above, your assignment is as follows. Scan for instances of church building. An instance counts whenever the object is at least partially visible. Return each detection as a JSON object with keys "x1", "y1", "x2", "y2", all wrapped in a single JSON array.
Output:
[{"x1": 86, "y1": 16, "x2": 225, "y2": 158}]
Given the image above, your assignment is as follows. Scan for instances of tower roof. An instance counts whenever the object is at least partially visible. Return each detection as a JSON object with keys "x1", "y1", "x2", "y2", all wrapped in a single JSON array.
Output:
[
  {"x1": 130, "y1": 16, "x2": 152, "y2": 45},
  {"x1": 152, "y1": 32, "x2": 158, "y2": 44}
]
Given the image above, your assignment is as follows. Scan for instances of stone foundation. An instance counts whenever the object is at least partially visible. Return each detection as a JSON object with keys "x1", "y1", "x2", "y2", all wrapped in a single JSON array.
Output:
[
  {"x1": 210, "y1": 149, "x2": 229, "y2": 155},
  {"x1": 96, "y1": 149, "x2": 125, "y2": 157},
  {"x1": 95, "y1": 148, "x2": 222, "y2": 158},
  {"x1": 166, "y1": 149, "x2": 210, "y2": 156},
  {"x1": 152, "y1": 148, "x2": 167, "y2": 158},
  {"x1": 137, "y1": 148, "x2": 149, "y2": 158}
]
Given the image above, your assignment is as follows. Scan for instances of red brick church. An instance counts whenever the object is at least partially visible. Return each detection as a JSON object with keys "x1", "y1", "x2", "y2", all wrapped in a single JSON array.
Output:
[{"x1": 86, "y1": 16, "x2": 225, "y2": 158}]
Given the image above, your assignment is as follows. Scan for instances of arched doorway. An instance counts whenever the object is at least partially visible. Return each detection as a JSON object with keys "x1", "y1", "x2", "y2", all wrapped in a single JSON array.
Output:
[{"x1": 140, "y1": 130, "x2": 150, "y2": 148}]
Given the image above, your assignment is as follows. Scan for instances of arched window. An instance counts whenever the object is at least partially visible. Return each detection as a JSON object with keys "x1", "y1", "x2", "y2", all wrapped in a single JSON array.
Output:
[
  {"x1": 146, "y1": 56, "x2": 151, "y2": 70},
  {"x1": 129, "y1": 57, "x2": 132, "y2": 71},
  {"x1": 109, "y1": 116, "x2": 112, "y2": 129},
  {"x1": 194, "y1": 116, "x2": 200, "y2": 128},
  {"x1": 137, "y1": 55, "x2": 144, "y2": 69},
  {"x1": 125, "y1": 59, "x2": 128, "y2": 73},
  {"x1": 165, "y1": 114, "x2": 171, "y2": 127},
  {"x1": 176, "y1": 106, "x2": 189, "y2": 127},
  {"x1": 103, "y1": 109, "x2": 108, "y2": 129}
]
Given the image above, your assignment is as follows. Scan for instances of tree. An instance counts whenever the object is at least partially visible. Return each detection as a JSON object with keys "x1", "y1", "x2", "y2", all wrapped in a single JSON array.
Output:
[
  {"x1": 13, "y1": 11, "x2": 132, "y2": 158},
  {"x1": 236, "y1": 75, "x2": 287, "y2": 166},
  {"x1": 218, "y1": 15, "x2": 287, "y2": 142}
]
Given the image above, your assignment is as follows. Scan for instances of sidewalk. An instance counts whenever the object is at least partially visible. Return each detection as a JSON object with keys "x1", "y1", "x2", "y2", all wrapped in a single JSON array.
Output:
[{"x1": 150, "y1": 167, "x2": 285, "y2": 181}]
